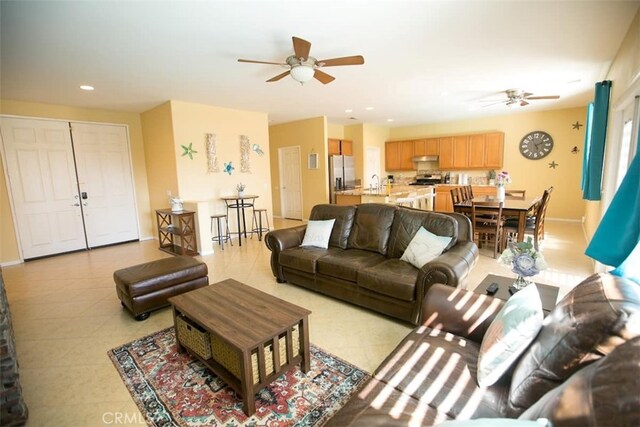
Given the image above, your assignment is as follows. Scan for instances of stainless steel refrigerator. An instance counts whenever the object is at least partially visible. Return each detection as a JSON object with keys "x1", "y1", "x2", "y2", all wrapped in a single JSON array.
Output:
[{"x1": 329, "y1": 155, "x2": 356, "y2": 203}]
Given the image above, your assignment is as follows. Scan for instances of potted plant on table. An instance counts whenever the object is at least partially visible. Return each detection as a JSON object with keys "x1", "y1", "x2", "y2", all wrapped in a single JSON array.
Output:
[
  {"x1": 498, "y1": 237, "x2": 547, "y2": 291},
  {"x1": 495, "y1": 171, "x2": 511, "y2": 200},
  {"x1": 236, "y1": 182, "x2": 246, "y2": 197}
]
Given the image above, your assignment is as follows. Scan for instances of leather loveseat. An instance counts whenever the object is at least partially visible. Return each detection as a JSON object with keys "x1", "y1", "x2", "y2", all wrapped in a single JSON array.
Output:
[
  {"x1": 326, "y1": 273, "x2": 640, "y2": 426},
  {"x1": 265, "y1": 203, "x2": 478, "y2": 325}
]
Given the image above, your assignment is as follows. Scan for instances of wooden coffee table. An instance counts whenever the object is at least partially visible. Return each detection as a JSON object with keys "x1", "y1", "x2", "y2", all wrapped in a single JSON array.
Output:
[
  {"x1": 475, "y1": 274, "x2": 559, "y2": 315},
  {"x1": 168, "y1": 279, "x2": 311, "y2": 416}
]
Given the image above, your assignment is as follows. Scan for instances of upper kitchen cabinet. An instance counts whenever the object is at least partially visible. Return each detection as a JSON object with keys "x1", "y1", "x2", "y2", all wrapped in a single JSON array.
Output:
[
  {"x1": 438, "y1": 136, "x2": 469, "y2": 169},
  {"x1": 439, "y1": 132, "x2": 504, "y2": 170},
  {"x1": 484, "y1": 132, "x2": 504, "y2": 168},
  {"x1": 413, "y1": 138, "x2": 439, "y2": 156},
  {"x1": 385, "y1": 140, "x2": 415, "y2": 171},
  {"x1": 328, "y1": 138, "x2": 353, "y2": 156}
]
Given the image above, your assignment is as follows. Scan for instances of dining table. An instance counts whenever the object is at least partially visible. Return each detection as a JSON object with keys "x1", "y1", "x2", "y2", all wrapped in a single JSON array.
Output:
[
  {"x1": 453, "y1": 195, "x2": 541, "y2": 243},
  {"x1": 221, "y1": 195, "x2": 259, "y2": 246}
]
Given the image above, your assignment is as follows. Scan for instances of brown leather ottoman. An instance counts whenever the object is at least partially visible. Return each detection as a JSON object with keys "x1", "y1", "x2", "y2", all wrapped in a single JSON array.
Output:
[{"x1": 114, "y1": 256, "x2": 209, "y2": 320}]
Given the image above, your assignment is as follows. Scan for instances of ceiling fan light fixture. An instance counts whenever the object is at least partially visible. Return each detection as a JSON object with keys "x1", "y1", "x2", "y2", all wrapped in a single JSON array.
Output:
[{"x1": 290, "y1": 65, "x2": 314, "y2": 84}]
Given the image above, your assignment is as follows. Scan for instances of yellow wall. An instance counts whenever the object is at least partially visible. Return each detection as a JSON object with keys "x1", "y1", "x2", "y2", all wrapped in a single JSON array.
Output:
[
  {"x1": 140, "y1": 102, "x2": 179, "y2": 220},
  {"x1": 168, "y1": 100, "x2": 271, "y2": 209},
  {"x1": 584, "y1": 9, "x2": 640, "y2": 242},
  {"x1": 0, "y1": 99, "x2": 153, "y2": 263},
  {"x1": 327, "y1": 123, "x2": 344, "y2": 139},
  {"x1": 269, "y1": 117, "x2": 328, "y2": 219},
  {"x1": 389, "y1": 107, "x2": 587, "y2": 220}
]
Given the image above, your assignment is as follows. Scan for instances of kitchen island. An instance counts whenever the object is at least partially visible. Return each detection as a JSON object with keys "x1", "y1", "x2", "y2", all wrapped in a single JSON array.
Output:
[{"x1": 334, "y1": 185, "x2": 435, "y2": 210}]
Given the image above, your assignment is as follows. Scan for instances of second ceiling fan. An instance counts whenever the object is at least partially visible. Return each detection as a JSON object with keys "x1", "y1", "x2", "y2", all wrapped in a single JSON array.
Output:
[
  {"x1": 482, "y1": 89, "x2": 560, "y2": 107},
  {"x1": 238, "y1": 36, "x2": 364, "y2": 85}
]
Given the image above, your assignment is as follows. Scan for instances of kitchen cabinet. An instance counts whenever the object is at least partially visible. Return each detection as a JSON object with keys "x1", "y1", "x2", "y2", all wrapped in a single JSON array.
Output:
[
  {"x1": 414, "y1": 138, "x2": 439, "y2": 156},
  {"x1": 452, "y1": 136, "x2": 469, "y2": 169},
  {"x1": 468, "y1": 134, "x2": 486, "y2": 168},
  {"x1": 385, "y1": 140, "x2": 415, "y2": 171},
  {"x1": 335, "y1": 194, "x2": 361, "y2": 205},
  {"x1": 438, "y1": 137, "x2": 455, "y2": 169},
  {"x1": 328, "y1": 138, "x2": 353, "y2": 156},
  {"x1": 484, "y1": 132, "x2": 504, "y2": 168}
]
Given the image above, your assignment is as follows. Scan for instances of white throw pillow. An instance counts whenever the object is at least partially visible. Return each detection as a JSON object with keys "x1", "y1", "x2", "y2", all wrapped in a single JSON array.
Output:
[
  {"x1": 477, "y1": 283, "x2": 544, "y2": 387},
  {"x1": 400, "y1": 226, "x2": 452, "y2": 269},
  {"x1": 300, "y1": 219, "x2": 336, "y2": 249}
]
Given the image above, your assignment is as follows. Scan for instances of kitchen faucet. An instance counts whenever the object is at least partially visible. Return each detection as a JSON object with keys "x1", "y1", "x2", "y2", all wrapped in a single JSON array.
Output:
[{"x1": 371, "y1": 174, "x2": 380, "y2": 191}]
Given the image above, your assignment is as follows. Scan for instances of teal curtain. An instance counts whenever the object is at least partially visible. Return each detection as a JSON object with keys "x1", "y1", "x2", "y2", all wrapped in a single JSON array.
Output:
[
  {"x1": 585, "y1": 148, "x2": 640, "y2": 284},
  {"x1": 582, "y1": 81, "x2": 612, "y2": 200}
]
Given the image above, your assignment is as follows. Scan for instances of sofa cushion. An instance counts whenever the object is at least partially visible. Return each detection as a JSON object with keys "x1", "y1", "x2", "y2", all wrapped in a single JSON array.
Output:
[
  {"x1": 387, "y1": 208, "x2": 459, "y2": 259},
  {"x1": 317, "y1": 249, "x2": 386, "y2": 282},
  {"x1": 477, "y1": 284, "x2": 543, "y2": 387},
  {"x1": 279, "y1": 247, "x2": 341, "y2": 274},
  {"x1": 357, "y1": 259, "x2": 418, "y2": 302},
  {"x1": 366, "y1": 327, "x2": 510, "y2": 420},
  {"x1": 347, "y1": 204, "x2": 396, "y2": 255},
  {"x1": 507, "y1": 273, "x2": 640, "y2": 416},
  {"x1": 300, "y1": 219, "x2": 335, "y2": 249},
  {"x1": 310, "y1": 204, "x2": 356, "y2": 249},
  {"x1": 519, "y1": 336, "x2": 640, "y2": 426}
]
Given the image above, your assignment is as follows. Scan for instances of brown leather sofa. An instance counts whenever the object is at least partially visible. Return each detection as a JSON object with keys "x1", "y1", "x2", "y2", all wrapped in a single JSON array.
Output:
[
  {"x1": 265, "y1": 203, "x2": 478, "y2": 325},
  {"x1": 326, "y1": 273, "x2": 640, "y2": 426}
]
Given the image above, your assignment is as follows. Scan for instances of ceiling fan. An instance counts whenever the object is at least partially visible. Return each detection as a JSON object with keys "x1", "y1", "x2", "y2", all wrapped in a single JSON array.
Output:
[
  {"x1": 481, "y1": 89, "x2": 560, "y2": 108},
  {"x1": 238, "y1": 36, "x2": 364, "y2": 85}
]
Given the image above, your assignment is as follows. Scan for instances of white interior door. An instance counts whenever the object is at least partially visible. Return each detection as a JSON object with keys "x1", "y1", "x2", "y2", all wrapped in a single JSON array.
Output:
[
  {"x1": 279, "y1": 146, "x2": 302, "y2": 220},
  {"x1": 71, "y1": 122, "x2": 139, "y2": 247},
  {"x1": 365, "y1": 146, "x2": 381, "y2": 188},
  {"x1": 1, "y1": 117, "x2": 87, "y2": 259}
]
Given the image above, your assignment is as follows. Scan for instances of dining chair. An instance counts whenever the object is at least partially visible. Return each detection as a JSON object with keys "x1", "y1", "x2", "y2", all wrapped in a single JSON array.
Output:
[
  {"x1": 505, "y1": 189, "x2": 526, "y2": 199},
  {"x1": 471, "y1": 200, "x2": 504, "y2": 259},
  {"x1": 450, "y1": 188, "x2": 462, "y2": 205},
  {"x1": 465, "y1": 185, "x2": 474, "y2": 200},
  {"x1": 502, "y1": 187, "x2": 553, "y2": 250}
]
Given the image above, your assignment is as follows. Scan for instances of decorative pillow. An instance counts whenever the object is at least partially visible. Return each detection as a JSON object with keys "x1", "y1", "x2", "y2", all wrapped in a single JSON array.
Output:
[
  {"x1": 477, "y1": 283, "x2": 543, "y2": 387},
  {"x1": 300, "y1": 219, "x2": 336, "y2": 249},
  {"x1": 400, "y1": 226, "x2": 452, "y2": 269}
]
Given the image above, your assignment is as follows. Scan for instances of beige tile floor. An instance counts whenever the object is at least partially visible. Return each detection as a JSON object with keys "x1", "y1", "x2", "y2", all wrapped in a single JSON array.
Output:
[{"x1": 2, "y1": 219, "x2": 593, "y2": 426}]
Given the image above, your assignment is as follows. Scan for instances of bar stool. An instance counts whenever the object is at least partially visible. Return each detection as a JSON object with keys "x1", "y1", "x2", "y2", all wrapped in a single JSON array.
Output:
[
  {"x1": 210, "y1": 214, "x2": 231, "y2": 250},
  {"x1": 250, "y1": 208, "x2": 271, "y2": 241}
]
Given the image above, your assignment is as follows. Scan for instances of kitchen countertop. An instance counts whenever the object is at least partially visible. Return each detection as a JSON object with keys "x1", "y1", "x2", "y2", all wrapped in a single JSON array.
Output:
[{"x1": 335, "y1": 185, "x2": 435, "y2": 197}]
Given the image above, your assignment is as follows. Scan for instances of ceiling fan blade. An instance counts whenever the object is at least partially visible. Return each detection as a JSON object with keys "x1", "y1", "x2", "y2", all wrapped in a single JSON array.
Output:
[
  {"x1": 238, "y1": 59, "x2": 286, "y2": 66},
  {"x1": 522, "y1": 92, "x2": 534, "y2": 98},
  {"x1": 314, "y1": 69, "x2": 335, "y2": 84},
  {"x1": 520, "y1": 100, "x2": 529, "y2": 106},
  {"x1": 266, "y1": 71, "x2": 290, "y2": 82},
  {"x1": 481, "y1": 100, "x2": 506, "y2": 108},
  {"x1": 292, "y1": 36, "x2": 311, "y2": 61},
  {"x1": 317, "y1": 55, "x2": 365, "y2": 67},
  {"x1": 525, "y1": 95, "x2": 560, "y2": 100}
]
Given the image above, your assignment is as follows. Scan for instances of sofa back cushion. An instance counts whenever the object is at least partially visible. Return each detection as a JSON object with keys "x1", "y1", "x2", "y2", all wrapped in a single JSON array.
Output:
[
  {"x1": 519, "y1": 335, "x2": 640, "y2": 426},
  {"x1": 507, "y1": 273, "x2": 640, "y2": 416},
  {"x1": 387, "y1": 208, "x2": 458, "y2": 259},
  {"x1": 309, "y1": 204, "x2": 356, "y2": 249},
  {"x1": 346, "y1": 203, "x2": 396, "y2": 255}
]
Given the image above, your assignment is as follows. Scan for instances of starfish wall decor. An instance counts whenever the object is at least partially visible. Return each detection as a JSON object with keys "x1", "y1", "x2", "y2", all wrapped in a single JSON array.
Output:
[
  {"x1": 181, "y1": 143, "x2": 197, "y2": 159},
  {"x1": 572, "y1": 121, "x2": 583, "y2": 130},
  {"x1": 549, "y1": 161, "x2": 558, "y2": 169}
]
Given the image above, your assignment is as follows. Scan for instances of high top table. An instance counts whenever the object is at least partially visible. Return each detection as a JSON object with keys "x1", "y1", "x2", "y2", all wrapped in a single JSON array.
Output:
[{"x1": 221, "y1": 195, "x2": 258, "y2": 246}]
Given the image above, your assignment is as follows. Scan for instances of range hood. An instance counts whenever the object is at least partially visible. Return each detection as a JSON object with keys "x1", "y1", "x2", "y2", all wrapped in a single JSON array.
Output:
[{"x1": 412, "y1": 155, "x2": 439, "y2": 162}]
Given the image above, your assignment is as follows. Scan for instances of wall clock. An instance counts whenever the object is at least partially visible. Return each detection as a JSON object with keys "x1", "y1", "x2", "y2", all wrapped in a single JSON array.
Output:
[{"x1": 519, "y1": 131, "x2": 554, "y2": 160}]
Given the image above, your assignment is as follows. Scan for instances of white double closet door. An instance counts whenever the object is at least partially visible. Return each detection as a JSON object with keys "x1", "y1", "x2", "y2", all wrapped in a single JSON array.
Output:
[{"x1": 1, "y1": 117, "x2": 139, "y2": 259}]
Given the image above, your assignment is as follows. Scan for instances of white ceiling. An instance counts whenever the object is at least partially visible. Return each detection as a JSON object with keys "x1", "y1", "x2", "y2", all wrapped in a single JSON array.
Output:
[{"x1": 1, "y1": 1, "x2": 638, "y2": 127}]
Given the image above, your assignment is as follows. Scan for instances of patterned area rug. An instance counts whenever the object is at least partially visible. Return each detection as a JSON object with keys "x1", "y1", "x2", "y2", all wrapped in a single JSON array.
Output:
[{"x1": 108, "y1": 328, "x2": 369, "y2": 427}]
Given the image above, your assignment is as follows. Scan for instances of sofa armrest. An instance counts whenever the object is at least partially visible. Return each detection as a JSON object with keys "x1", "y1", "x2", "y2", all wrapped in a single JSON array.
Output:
[
  {"x1": 420, "y1": 283, "x2": 504, "y2": 344},
  {"x1": 416, "y1": 240, "x2": 479, "y2": 292},
  {"x1": 264, "y1": 225, "x2": 307, "y2": 282}
]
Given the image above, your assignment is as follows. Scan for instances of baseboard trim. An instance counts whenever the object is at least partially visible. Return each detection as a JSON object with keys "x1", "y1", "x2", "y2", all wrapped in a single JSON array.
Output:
[
  {"x1": 0, "y1": 260, "x2": 23, "y2": 267},
  {"x1": 546, "y1": 217, "x2": 582, "y2": 223}
]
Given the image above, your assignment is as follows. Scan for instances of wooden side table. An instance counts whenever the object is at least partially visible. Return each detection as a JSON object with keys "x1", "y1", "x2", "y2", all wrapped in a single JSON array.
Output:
[
  {"x1": 156, "y1": 209, "x2": 198, "y2": 256},
  {"x1": 475, "y1": 274, "x2": 559, "y2": 315}
]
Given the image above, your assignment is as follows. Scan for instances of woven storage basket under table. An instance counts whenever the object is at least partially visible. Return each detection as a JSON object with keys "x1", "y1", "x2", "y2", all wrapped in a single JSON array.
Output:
[
  {"x1": 211, "y1": 324, "x2": 300, "y2": 385},
  {"x1": 176, "y1": 315, "x2": 212, "y2": 360}
]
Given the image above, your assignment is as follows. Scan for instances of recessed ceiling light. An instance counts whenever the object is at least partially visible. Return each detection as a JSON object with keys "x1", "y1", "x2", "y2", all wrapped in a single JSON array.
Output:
[
  {"x1": 387, "y1": 119, "x2": 394, "y2": 122},
  {"x1": 345, "y1": 109, "x2": 353, "y2": 113},
  {"x1": 80, "y1": 85, "x2": 94, "y2": 91},
  {"x1": 365, "y1": 107, "x2": 374, "y2": 111}
]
